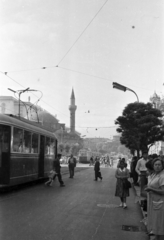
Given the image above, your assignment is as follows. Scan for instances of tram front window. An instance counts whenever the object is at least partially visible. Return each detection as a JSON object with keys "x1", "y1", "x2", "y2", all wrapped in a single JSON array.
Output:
[{"x1": 13, "y1": 128, "x2": 23, "y2": 152}]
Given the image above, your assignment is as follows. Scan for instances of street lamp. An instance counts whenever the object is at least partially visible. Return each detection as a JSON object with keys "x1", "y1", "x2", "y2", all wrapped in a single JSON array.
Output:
[{"x1": 112, "y1": 82, "x2": 139, "y2": 102}]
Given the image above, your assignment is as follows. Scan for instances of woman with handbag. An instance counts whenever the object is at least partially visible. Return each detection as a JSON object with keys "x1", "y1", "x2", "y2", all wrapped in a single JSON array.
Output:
[{"x1": 115, "y1": 161, "x2": 130, "y2": 209}]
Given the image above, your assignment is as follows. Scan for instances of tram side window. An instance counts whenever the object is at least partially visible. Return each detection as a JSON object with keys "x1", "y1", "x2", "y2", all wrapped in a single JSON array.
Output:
[
  {"x1": 31, "y1": 133, "x2": 38, "y2": 153},
  {"x1": 0, "y1": 125, "x2": 10, "y2": 154},
  {"x1": 13, "y1": 128, "x2": 23, "y2": 152},
  {"x1": 24, "y1": 131, "x2": 31, "y2": 153},
  {"x1": 50, "y1": 139, "x2": 55, "y2": 155},
  {"x1": 45, "y1": 137, "x2": 50, "y2": 155}
]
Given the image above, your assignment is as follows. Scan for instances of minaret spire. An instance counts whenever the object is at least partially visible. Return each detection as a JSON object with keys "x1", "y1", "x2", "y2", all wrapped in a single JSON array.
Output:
[{"x1": 69, "y1": 88, "x2": 77, "y2": 133}]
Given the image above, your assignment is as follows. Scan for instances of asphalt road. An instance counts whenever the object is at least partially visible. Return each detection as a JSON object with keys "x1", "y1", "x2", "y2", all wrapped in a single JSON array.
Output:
[{"x1": 0, "y1": 165, "x2": 148, "y2": 240}]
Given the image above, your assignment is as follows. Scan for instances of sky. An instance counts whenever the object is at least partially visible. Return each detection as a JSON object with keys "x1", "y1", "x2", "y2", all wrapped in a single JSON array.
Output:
[{"x1": 0, "y1": 0, "x2": 164, "y2": 139}]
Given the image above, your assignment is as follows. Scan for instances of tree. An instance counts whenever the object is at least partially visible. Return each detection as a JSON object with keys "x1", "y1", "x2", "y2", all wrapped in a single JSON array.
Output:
[
  {"x1": 70, "y1": 143, "x2": 80, "y2": 156},
  {"x1": 96, "y1": 142, "x2": 103, "y2": 152},
  {"x1": 58, "y1": 143, "x2": 64, "y2": 153},
  {"x1": 65, "y1": 143, "x2": 71, "y2": 155},
  {"x1": 115, "y1": 102, "x2": 164, "y2": 156}
]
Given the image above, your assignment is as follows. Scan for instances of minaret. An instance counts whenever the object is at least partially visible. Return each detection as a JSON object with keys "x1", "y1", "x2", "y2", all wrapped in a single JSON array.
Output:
[{"x1": 69, "y1": 89, "x2": 77, "y2": 133}]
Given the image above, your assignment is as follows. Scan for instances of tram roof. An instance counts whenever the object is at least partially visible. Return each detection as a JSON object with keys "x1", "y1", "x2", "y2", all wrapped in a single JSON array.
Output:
[{"x1": 0, "y1": 114, "x2": 57, "y2": 139}]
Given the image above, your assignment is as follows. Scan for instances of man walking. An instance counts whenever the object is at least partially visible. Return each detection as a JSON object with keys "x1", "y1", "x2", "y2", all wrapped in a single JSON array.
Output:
[
  {"x1": 53, "y1": 154, "x2": 65, "y2": 187},
  {"x1": 135, "y1": 151, "x2": 148, "y2": 195},
  {"x1": 68, "y1": 154, "x2": 77, "y2": 178}
]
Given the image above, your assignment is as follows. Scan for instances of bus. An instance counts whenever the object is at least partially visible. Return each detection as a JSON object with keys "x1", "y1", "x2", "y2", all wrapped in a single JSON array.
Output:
[{"x1": 0, "y1": 114, "x2": 58, "y2": 187}]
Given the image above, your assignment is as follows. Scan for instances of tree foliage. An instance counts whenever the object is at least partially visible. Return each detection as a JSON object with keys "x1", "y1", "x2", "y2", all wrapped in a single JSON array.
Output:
[{"x1": 115, "y1": 102, "x2": 164, "y2": 154}]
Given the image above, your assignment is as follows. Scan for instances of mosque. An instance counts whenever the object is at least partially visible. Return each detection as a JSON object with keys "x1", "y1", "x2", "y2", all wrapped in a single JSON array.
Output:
[{"x1": 55, "y1": 89, "x2": 83, "y2": 150}]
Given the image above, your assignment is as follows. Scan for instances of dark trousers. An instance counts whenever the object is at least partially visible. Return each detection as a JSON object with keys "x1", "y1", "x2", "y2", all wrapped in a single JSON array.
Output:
[
  {"x1": 53, "y1": 172, "x2": 64, "y2": 185},
  {"x1": 140, "y1": 171, "x2": 147, "y2": 196},
  {"x1": 69, "y1": 165, "x2": 75, "y2": 178},
  {"x1": 95, "y1": 171, "x2": 102, "y2": 180},
  {"x1": 132, "y1": 171, "x2": 138, "y2": 184}
]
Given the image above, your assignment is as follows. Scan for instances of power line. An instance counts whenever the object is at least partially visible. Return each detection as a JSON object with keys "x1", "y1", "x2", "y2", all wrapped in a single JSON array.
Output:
[
  {"x1": 1, "y1": 1, "x2": 109, "y2": 75},
  {"x1": 1, "y1": 67, "x2": 156, "y2": 93},
  {"x1": 57, "y1": 0, "x2": 109, "y2": 65},
  {"x1": 57, "y1": 66, "x2": 112, "y2": 82},
  {"x1": 0, "y1": 72, "x2": 69, "y2": 118},
  {"x1": 0, "y1": 71, "x2": 25, "y2": 88}
]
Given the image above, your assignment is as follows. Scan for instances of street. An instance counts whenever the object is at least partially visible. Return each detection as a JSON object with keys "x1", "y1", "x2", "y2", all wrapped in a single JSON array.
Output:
[{"x1": 0, "y1": 164, "x2": 148, "y2": 240}]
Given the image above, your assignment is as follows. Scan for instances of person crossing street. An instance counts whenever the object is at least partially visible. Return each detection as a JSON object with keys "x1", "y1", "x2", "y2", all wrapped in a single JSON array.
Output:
[{"x1": 53, "y1": 154, "x2": 65, "y2": 187}]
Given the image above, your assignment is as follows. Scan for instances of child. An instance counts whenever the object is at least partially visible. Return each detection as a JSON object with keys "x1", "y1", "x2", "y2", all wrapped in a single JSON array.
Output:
[{"x1": 45, "y1": 169, "x2": 56, "y2": 186}]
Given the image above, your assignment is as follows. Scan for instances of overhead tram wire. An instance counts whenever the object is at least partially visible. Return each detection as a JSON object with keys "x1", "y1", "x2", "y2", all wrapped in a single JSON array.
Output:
[
  {"x1": 57, "y1": 0, "x2": 109, "y2": 66},
  {"x1": 1, "y1": 0, "x2": 109, "y2": 75},
  {"x1": 0, "y1": 71, "x2": 25, "y2": 88},
  {"x1": 0, "y1": 71, "x2": 69, "y2": 119},
  {"x1": 1, "y1": 67, "x2": 154, "y2": 93},
  {"x1": 1, "y1": 69, "x2": 117, "y2": 129},
  {"x1": 57, "y1": 66, "x2": 112, "y2": 83}
]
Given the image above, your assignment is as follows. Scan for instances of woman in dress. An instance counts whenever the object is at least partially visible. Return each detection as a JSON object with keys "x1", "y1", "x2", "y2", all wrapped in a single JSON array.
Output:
[
  {"x1": 115, "y1": 160, "x2": 130, "y2": 209},
  {"x1": 145, "y1": 158, "x2": 164, "y2": 240}
]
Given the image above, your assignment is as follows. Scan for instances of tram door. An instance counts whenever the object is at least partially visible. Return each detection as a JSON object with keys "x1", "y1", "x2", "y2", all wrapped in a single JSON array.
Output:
[
  {"x1": 0, "y1": 125, "x2": 10, "y2": 184},
  {"x1": 38, "y1": 135, "x2": 45, "y2": 178}
]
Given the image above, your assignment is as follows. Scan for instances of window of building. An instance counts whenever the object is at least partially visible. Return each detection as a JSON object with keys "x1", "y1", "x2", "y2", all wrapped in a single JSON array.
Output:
[
  {"x1": 13, "y1": 128, "x2": 23, "y2": 152},
  {"x1": 31, "y1": 133, "x2": 39, "y2": 153}
]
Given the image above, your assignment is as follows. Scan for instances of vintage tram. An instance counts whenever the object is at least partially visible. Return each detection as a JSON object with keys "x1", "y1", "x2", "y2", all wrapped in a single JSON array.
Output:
[
  {"x1": 0, "y1": 114, "x2": 57, "y2": 187},
  {"x1": 78, "y1": 149, "x2": 100, "y2": 163}
]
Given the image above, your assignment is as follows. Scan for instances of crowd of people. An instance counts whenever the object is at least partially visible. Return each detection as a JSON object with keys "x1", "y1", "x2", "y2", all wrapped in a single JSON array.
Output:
[
  {"x1": 45, "y1": 152, "x2": 164, "y2": 240},
  {"x1": 129, "y1": 153, "x2": 164, "y2": 240},
  {"x1": 89, "y1": 156, "x2": 114, "y2": 167}
]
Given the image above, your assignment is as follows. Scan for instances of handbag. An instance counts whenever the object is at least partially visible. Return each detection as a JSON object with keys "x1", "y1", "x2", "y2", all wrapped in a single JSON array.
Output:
[{"x1": 123, "y1": 179, "x2": 131, "y2": 189}]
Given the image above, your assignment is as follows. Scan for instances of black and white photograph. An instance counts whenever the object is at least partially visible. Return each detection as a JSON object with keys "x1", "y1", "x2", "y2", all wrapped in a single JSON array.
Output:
[{"x1": 0, "y1": 1, "x2": 164, "y2": 240}]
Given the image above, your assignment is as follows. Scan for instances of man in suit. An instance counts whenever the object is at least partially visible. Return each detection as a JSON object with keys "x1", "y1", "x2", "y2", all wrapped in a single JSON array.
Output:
[{"x1": 68, "y1": 154, "x2": 77, "y2": 178}]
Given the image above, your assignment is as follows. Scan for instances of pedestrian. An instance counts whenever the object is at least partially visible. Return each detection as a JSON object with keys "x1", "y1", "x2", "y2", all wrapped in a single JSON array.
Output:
[
  {"x1": 117, "y1": 157, "x2": 125, "y2": 168},
  {"x1": 130, "y1": 156, "x2": 139, "y2": 186},
  {"x1": 105, "y1": 157, "x2": 108, "y2": 167},
  {"x1": 135, "y1": 151, "x2": 148, "y2": 196},
  {"x1": 115, "y1": 160, "x2": 130, "y2": 209},
  {"x1": 68, "y1": 154, "x2": 76, "y2": 178},
  {"x1": 110, "y1": 157, "x2": 113, "y2": 167},
  {"x1": 89, "y1": 156, "x2": 93, "y2": 166},
  {"x1": 145, "y1": 158, "x2": 164, "y2": 240},
  {"x1": 53, "y1": 154, "x2": 65, "y2": 187},
  {"x1": 94, "y1": 157, "x2": 102, "y2": 181}
]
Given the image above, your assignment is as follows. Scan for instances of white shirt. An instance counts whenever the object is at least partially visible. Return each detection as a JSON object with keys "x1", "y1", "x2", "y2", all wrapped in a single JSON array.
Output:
[{"x1": 135, "y1": 158, "x2": 148, "y2": 174}]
